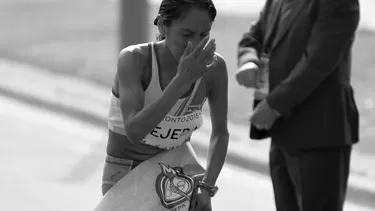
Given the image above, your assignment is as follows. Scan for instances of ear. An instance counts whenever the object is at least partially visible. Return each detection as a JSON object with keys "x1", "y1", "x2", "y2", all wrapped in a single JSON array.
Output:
[{"x1": 156, "y1": 14, "x2": 166, "y2": 37}]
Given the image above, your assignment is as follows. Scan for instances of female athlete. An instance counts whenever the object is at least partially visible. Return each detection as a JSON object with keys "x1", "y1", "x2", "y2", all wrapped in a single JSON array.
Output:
[{"x1": 102, "y1": 0, "x2": 229, "y2": 210}]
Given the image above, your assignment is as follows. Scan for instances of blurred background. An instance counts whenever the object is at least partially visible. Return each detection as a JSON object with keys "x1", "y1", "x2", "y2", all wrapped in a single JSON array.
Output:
[{"x1": 0, "y1": 0, "x2": 374, "y2": 210}]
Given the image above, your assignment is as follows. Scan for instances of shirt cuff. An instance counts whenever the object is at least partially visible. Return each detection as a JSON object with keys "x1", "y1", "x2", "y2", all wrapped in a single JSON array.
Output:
[{"x1": 238, "y1": 62, "x2": 259, "y2": 73}]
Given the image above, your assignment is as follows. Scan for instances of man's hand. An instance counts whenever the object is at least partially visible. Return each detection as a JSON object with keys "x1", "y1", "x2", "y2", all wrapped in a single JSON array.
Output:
[
  {"x1": 250, "y1": 100, "x2": 280, "y2": 130},
  {"x1": 235, "y1": 62, "x2": 259, "y2": 88}
]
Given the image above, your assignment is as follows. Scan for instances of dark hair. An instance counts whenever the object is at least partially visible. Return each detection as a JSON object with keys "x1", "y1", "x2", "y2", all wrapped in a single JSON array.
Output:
[{"x1": 154, "y1": 0, "x2": 217, "y2": 40}]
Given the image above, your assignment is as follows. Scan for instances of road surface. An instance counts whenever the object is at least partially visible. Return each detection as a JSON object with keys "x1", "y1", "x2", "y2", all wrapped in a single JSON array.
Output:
[{"x1": 0, "y1": 95, "x2": 373, "y2": 211}]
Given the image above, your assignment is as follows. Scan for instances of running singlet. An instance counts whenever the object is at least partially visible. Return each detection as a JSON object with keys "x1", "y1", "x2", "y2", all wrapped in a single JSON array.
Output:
[{"x1": 108, "y1": 43, "x2": 206, "y2": 150}]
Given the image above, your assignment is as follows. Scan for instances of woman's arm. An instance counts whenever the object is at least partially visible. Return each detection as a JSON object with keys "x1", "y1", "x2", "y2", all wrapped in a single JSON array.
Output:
[
  {"x1": 202, "y1": 53, "x2": 230, "y2": 186},
  {"x1": 118, "y1": 45, "x2": 190, "y2": 144}
]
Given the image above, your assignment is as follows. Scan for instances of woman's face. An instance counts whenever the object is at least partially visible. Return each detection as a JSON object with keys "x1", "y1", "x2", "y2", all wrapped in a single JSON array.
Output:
[{"x1": 163, "y1": 7, "x2": 213, "y2": 60}]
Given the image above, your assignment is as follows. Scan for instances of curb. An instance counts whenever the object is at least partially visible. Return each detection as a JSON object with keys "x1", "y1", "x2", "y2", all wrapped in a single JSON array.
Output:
[{"x1": 1, "y1": 59, "x2": 375, "y2": 207}]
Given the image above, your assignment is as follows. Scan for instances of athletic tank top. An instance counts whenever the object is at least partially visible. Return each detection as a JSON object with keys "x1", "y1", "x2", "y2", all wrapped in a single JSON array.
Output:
[{"x1": 108, "y1": 43, "x2": 206, "y2": 150}]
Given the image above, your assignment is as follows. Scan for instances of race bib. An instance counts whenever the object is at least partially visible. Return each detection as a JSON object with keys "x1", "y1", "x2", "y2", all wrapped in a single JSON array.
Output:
[{"x1": 142, "y1": 111, "x2": 203, "y2": 149}]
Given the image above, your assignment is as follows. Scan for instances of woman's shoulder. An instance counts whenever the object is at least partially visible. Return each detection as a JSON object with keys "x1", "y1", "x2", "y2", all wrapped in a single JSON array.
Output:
[
  {"x1": 205, "y1": 52, "x2": 228, "y2": 81},
  {"x1": 117, "y1": 42, "x2": 152, "y2": 68}
]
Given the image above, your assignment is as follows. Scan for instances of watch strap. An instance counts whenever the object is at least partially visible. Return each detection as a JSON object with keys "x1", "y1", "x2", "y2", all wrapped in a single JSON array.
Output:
[{"x1": 197, "y1": 181, "x2": 218, "y2": 197}]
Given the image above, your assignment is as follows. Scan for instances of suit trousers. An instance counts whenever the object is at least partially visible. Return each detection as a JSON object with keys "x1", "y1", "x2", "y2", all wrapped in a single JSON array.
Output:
[{"x1": 269, "y1": 142, "x2": 352, "y2": 211}]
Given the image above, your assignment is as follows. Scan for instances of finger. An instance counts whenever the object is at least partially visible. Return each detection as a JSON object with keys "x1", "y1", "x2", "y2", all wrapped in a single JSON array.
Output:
[
  {"x1": 191, "y1": 36, "x2": 210, "y2": 57},
  {"x1": 195, "y1": 202, "x2": 202, "y2": 211},
  {"x1": 205, "y1": 45, "x2": 216, "y2": 64},
  {"x1": 189, "y1": 190, "x2": 197, "y2": 211},
  {"x1": 189, "y1": 199, "x2": 195, "y2": 211},
  {"x1": 204, "y1": 49, "x2": 215, "y2": 65},
  {"x1": 196, "y1": 38, "x2": 215, "y2": 61},
  {"x1": 250, "y1": 115, "x2": 256, "y2": 123},
  {"x1": 198, "y1": 39, "x2": 215, "y2": 63},
  {"x1": 207, "y1": 203, "x2": 212, "y2": 211},
  {"x1": 204, "y1": 56, "x2": 218, "y2": 74},
  {"x1": 204, "y1": 40, "x2": 216, "y2": 54},
  {"x1": 203, "y1": 55, "x2": 214, "y2": 69},
  {"x1": 209, "y1": 54, "x2": 218, "y2": 66},
  {"x1": 190, "y1": 197, "x2": 196, "y2": 211},
  {"x1": 205, "y1": 204, "x2": 211, "y2": 211},
  {"x1": 212, "y1": 42, "x2": 216, "y2": 53},
  {"x1": 251, "y1": 115, "x2": 263, "y2": 125},
  {"x1": 193, "y1": 193, "x2": 202, "y2": 211},
  {"x1": 182, "y1": 41, "x2": 193, "y2": 57},
  {"x1": 189, "y1": 200, "x2": 195, "y2": 211},
  {"x1": 255, "y1": 124, "x2": 267, "y2": 130}
]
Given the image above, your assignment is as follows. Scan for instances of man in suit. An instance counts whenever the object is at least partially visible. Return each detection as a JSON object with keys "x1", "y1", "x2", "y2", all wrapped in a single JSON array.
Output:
[{"x1": 235, "y1": 0, "x2": 360, "y2": 210}]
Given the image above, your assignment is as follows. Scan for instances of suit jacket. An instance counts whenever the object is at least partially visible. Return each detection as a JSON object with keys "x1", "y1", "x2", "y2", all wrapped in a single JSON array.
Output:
[{"x1": 237, "y1": 0, "x2": 360, "y2": 149}]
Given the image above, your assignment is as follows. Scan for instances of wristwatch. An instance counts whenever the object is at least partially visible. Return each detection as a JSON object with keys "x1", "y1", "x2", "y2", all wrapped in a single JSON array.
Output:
[{"x1": 197, "y1": 181, "x2": 219, "y2": 197}]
